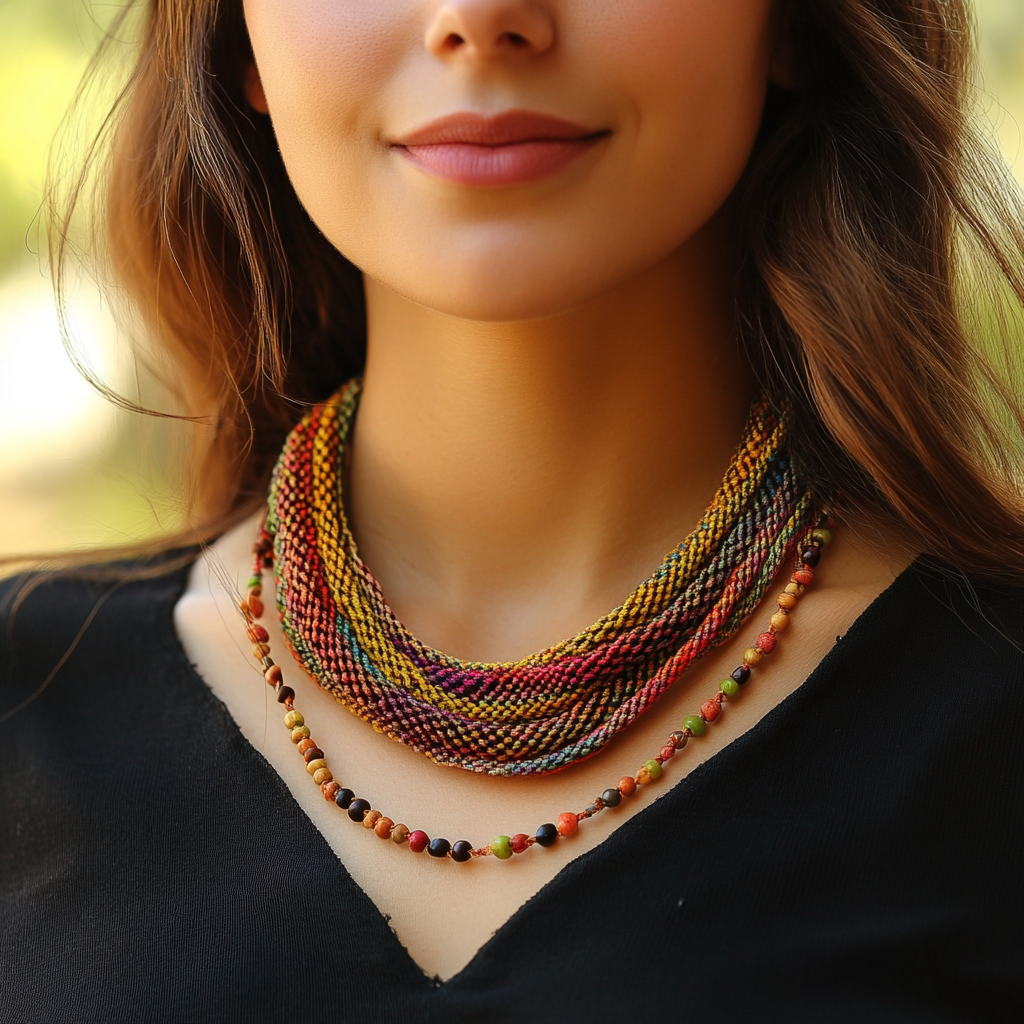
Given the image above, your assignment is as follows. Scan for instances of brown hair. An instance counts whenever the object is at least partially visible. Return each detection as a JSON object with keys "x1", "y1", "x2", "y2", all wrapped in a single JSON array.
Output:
[{"x1": 50, "y1": 0, "x2": 1024, "y2": 582}]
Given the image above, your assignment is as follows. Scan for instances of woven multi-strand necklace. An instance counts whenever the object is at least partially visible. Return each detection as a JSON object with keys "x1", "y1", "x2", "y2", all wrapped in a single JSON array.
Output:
[{"x1": 239, "y1": 378, "x2": 831, "y2": 862}]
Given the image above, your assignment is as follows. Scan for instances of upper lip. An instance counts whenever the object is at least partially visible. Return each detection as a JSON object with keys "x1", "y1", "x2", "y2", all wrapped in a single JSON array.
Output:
[{"x1": 392, "y1": 110, "x2": 605, "y2": 147}]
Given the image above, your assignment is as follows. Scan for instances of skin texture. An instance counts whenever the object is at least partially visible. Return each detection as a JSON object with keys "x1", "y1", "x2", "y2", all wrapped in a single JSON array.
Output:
[{"x1": 176, "y1": 0, "x2": 911, "y2": 980}]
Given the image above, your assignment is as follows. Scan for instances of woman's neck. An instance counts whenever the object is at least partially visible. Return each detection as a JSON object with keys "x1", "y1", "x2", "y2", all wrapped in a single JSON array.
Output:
[{"x1": 350, "y1": 223, "x2": 752, "y2": 661}]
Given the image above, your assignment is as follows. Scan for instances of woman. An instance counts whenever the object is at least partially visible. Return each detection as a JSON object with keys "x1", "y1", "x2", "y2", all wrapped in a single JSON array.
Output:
[{"x1": 1, "y1": 0, "x2": 1022, "y2": 1019}]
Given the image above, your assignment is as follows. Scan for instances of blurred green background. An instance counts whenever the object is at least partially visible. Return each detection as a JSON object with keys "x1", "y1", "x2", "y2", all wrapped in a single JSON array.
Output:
[{"x1": 0, "y1": 0, "x2": 1023, "y2": 559}]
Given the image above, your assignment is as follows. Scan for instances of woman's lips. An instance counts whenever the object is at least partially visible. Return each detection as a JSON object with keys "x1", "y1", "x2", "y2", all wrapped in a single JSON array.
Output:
[{"x1": 391, "y1": 110, "x2": 608, "y2": 187}]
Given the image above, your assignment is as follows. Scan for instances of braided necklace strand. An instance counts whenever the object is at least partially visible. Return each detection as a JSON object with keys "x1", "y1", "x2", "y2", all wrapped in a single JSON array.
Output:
[
  {"x1": 236, "y1": 381, "x2": 833, "y2": 863},
  {"x1": 265, "y1": 378, "x2": 817, "y2": 776}
]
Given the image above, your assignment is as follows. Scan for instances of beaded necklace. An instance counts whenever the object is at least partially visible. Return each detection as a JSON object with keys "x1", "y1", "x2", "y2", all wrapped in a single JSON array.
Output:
[{"x1": 239, "y1": 380, "x2": 832, "y2": 862}]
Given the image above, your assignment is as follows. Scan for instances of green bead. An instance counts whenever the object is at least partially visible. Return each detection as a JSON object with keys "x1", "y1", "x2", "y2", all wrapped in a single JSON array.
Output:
[
  {"x1": 720, "y1": 678, "x2": 740, "y2": 698},
  {"x1": 247, "y1": 575, "x2": 262, "y2": 590},
  {"x1": 643, "y1": 759, "x2": 662, "y2": 780},
  {"x1": 491, "y1": 835, "x2": 513, "y2": 860},
  {"x1": 811, "y1": 527, "x2": 833, "y2": 547},
  {"x1": 683, "y1": 715, "x2": 706, "y2": 737}
]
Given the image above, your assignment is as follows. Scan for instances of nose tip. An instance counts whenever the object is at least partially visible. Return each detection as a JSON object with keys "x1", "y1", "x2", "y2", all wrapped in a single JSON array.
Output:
[{"x1": 425, "y1": 2, "x2": 556, "y2": 61}]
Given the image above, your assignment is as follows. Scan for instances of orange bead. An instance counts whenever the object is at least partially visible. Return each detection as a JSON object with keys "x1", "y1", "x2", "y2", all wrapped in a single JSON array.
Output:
[
  {"x1": 247, "y1": 624, "x2": 270, "y2": 644},
  {"x1": 556, "y1": 812, "x2": 579, "y2": 837},
  {"x1": 770, "y1": 611, "x2": 790, "y2": 632},
  {"x1": 793, "y1": 568, "x2": 814, "y2": 586},
  {"x1": 248, "y1": 595, "x2": 265, "y2": 619},
  {"x1": 374, "y1": 817, "x2": 394, "y2": 839},
  {"x1": 363, "y1": 809, "x2": 382, "y2": 830},
  {"x1": 701, "y1": 698, "x2": 721, "y2": 722},
  {"x1": 618, "y1": 776, "x2": 637, "y2": 797},
  {"x1": 757, "y1": 631, "x2": 777, "y2": 653},
  {"x1": 265, "y1": 664, "x2": 283, "y2": 687},
  {"x1": 777, "y1": 592, "x2": 797, "y2": 610},
  {"x1": 297, "y1": 737, "x2": 316, "y2": 756},
  {"x1": 321, "y1": 781, "x2": 340, "y2": 802}
]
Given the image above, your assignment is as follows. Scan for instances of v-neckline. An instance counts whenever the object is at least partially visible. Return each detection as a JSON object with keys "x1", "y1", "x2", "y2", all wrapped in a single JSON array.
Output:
[{"x1": 163, "y1": 554, "x2": 919, "y2": 989}]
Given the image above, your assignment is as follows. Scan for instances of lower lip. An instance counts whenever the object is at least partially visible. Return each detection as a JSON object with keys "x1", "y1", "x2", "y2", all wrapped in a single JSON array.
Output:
[{"x1": 394, "y1": 138, "x2": 603, "y2": 186}]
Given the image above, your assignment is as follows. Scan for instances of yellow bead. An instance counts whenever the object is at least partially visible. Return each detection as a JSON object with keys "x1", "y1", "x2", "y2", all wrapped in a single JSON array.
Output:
[
  {"x1": 312, "y1": 767, "x2": 333, "y2": 786},
  {"x1": 743, "y1": 647, "x2": 763, "y2": 667},
  {"x1": 362, "y1": 809, "x2": 382, "y2": 830},
  {"x1": 777, "y1": 592, "x2": 797, "y2": 610},
  {"x1": 305, "y1": 758, "x2": 326, "y2": 775},
  {"x1": 290, "y1": 725, "x2": 311, "y2": 743},
  {"x1": 770, "y1": 612, "x2": 790, "y2": 632},
  {"x1": 283, "y1": 710, "x2": 304, "y2": 729},
  {"x1": 784, "y1": 582, "x2": 804, "y2": 597}
]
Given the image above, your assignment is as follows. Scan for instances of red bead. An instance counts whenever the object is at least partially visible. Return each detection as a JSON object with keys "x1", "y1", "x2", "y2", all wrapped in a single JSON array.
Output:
[
  {"x1": 756, "y1": 631, "x2": 777, "y2": 653},
  {"x1": 700, "y1": 699, "x2": 722, "y2": 722},
  {"x1": 556, "y1": 812, "x2": 579, "y2": 837},
  {"x1": 511, "y1": 833, "x2": 530, "y2": 854},
  {"x1": 660, "y1": 744, "x2": 676, "y2": 761},
  {"x1": 408, "y1": 830, "x2": 429, "y2": 853},
  {"x1": 793, "y1": 568, "x2": 814, "y2": 586},
  {"x1": 248, "y1": 595, "x2": 264, "y2": 619},
  {"x1": 247, "y1": 624, "x2": 270, "y2": 644}
]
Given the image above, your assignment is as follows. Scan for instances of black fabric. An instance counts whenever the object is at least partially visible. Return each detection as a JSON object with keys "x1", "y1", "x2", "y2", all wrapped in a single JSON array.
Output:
[{"x1": 1, "y1": 557, "x2": 1022, "y2": 1024}]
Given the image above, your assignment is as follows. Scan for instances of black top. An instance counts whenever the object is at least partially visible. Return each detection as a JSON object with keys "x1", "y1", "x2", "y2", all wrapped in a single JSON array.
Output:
[{"x1": 1, "y1": 557, "x2": 1022, "y2": 1024}]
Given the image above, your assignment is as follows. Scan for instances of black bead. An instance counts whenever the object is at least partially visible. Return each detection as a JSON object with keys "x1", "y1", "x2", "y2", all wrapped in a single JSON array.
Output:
[
  {"x1": 601, "y1": 787, "x2": 622, "y2": 808},
  {"x1": 451, "y1": 840, "x2": 473, "y2": 863},
  {"x1": 334, "y1": 788, "x2": 355, "y2": 809},
  {"x1": 535, "y1": 823, "x2": 559, "y2": 847},
  {"x1": 801, "y1": 545, "x2": 821, "y2": 568},
  {"x1": 347, "y1": 798, "x2": 371, "y2": 822},
  {"x1": 275, "y1": 685, "x2": 295, "y2": 704},
  {"x1": 730, "y1": 665, "x2": 751, "y2": 685},
  {"x1": 428, "y1": 838, "x2": 452, "y2": 859}
]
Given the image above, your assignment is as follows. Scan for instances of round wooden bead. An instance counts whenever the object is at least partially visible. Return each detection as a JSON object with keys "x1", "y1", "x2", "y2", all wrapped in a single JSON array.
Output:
[
  {"x1": 793, "y1": 568, "x2": 814, "y2": 586},
  {"x1": 302, "y1": 746, "x2": 324, "y2": 763},
  {"x1": 451, "y1": 840, "x2": 473, "y2": 862},
  {"x1": 490, "y1": 835, "x2": 513, "y2": 859},
  {"x1": 283, "y1": 710, "x2": 304, "y2": 729},
  {"x1": 743, "y1": 647, "x2": 763, "y2": 667},
  {"x1": 264, "y1": 664, "x2": 283, "y2": 687},
  {"x1": 602, "y1": 787, "x2": 622, "y2": 808},
  {"x1": 556, "y1": 812, "x2": 579, "y2": 837},
  {"x1": 511, "y1": 833, "x2": 531, "y2": 854},
  {"x1": 305, "y1": 758, "x2": 326, "y2": 776},
  {"x1": 363, "y1": 809, "x2": 382, "y2": 830},
  {"x1": 756, "y1": 631, "x2": 777, "y2": 653},
  {"x1": 800, "y1": 545, "x2": 821, "y2": 567},
  {"x1": 391, "y1": 824, "x2": 410, "y2": 845},
  {"x1": 700, "y1": 698, "x2": 721, "y2": 722},
  {"x1": 535, "y1": 823, "x2": 558, "y2": 847},
  {"x1": 731, "y1": 665, "x2": 751, "y2": 685},
  {"x1": 636, "y1": 759, "x2": 662, "y2": 785},
  {"x1": 290, "y1": 725, "x2": 311, "y2": 743},
  {"x1": 618, "y1": 776, "x2": 637, "y2": 797},
  {"x1": 683, "y1": 715, "x2": 706, "y2": 737},
  {"x1": 275, "y1": 685, "x2": 295, "y2": 704},
  {"x1": 777, "y1": 592, "x2": 797, "y2": 610},
  {"x1": 374, "y1": 817, "x2": 394, "y2": 839},
  {"x1": 334, "y1": 788, "x2": 355, "y2": 810},
  {"x1": 248, "y1": 595, "x2": 265, "y2": 618},
  {"x1": 321, "y1": 781, "x2": 340, "y2": 802},
  {"x1": 770, "y1": 611, "x2": 790, "y2": 632},
  {"x1": 812, "y1": 527, "x2": 833, "y2": 547},
  {"x1": 428, "y1": 838, "x2": 452, "y2": 858},
  {"x1": 247, "y1": 624, "x2": 270, "y2": 644},
  {"x1": 297, "y1": 737, "x2": 317, "y2": 756},
  {"x1": 720, "y1": 678, "x2": 740, "y2": 698},
  {"x1": 347, "y1": 798, "x2": 371, "y2": 822},
  {"x1": 784, "y1": 581, "x2": 805, "y2": 597},
  {"x1": 408, "y1": 830, "x2": 429, "y2": 853},
  {"x1": 313, "y1": 767, "x2": 333, "y2": 786},
  {"x1": 670, "y1": 730, "x2": 688, "y2": 749}
]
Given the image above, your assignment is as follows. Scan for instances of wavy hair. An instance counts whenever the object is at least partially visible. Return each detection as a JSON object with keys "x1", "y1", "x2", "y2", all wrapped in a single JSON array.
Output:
[{"x1": 49, "y1": 0, "x2": 1024, "y2": 583}]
